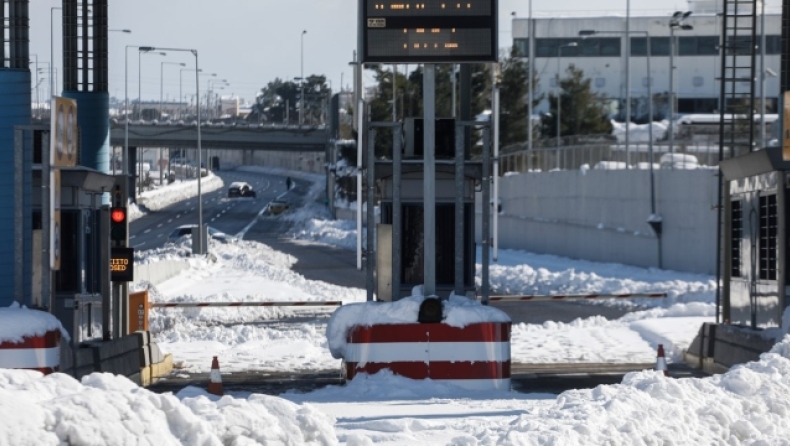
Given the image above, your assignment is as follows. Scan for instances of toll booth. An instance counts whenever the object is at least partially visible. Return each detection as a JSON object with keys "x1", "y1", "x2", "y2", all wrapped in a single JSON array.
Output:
[
  {"x1": 19, "y1": 125, "x2": 115, "y2": 343},
  {"x1": 719, "y1": 146, "x2": 790, "y2": 330},
  {"x1": 370, "y1": 118, "x2": 488, "y2": 301}
]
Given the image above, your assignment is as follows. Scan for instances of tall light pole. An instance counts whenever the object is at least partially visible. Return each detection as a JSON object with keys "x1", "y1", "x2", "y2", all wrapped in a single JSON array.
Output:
[
  {"x1": 625, "y1": 0, "x2": 631, "y2": 168},
  {"x1": 160, "y1": 62, "x2": 186, "y2": 120},
  {"x1": 138, "y1": 50, "x2": 166, "y2": 120},
  {"x1": 159, "y1": 62, "x2": 185, "y2": 184},
  {"x1": 207, "y1": 79, "x2": 228, "y2": 119},
  {"x1": 180, "y1": 70, "x2": 215, "y2": 118},
  {"x1": 669, "y1": 12, "x2": 692, "y2": 155},
  {"x1": 139, "y1": 46, "x2": 204, "y2": 253},
  {"x1": 50, "y1": 7, "x2": 61, "y2": 99},
  {"x1": 556, "y1": 42, "x2": 577, "y2": 170},
  {"x1": 300, "y1": 30, "x2": 307, "y2": 126}
]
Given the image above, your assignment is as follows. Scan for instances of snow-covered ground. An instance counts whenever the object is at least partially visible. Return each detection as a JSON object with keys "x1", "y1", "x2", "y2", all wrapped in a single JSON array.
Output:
[{"x1": 3, "y1": 165, "x2": 790, "y2": 445}]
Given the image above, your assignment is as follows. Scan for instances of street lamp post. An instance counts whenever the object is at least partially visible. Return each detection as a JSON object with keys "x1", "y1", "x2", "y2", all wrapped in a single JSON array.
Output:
[
  {"x1": 300, "y1": 30, "x2": 307, "y2": 126},
  {"x1": 138, "y1": 50, "x2": 166, "y2": 120},
  {"x1": 556, "y1": 42, "x2": 577, "y2": 170},
  {"x1": 180, "y1": 70, "x2": 215, "y2": 119},
  {"x1": 50, "y1": 7, "x2": 61, "y2": 99},
  {"x1": 160, "y1": 62, "x2": 185, "y2": 184},
  {"x1": 139, "y1": 46, "x2": 204, "y2": 254},
  {"x1": 160, "y1": 62, "x2": 186, "y2": 121},
  {"x1": 207, "y1": 79, "x2": 228, "y2": 119},
  {"x1": 669, "y1": 11, "x2": 693, "y2": 155}
]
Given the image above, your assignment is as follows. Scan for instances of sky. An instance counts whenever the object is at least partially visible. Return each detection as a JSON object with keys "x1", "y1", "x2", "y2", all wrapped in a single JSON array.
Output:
[
  {"x1": 25, "y1": 0, "x2": 768, "y2": 106},
  {"x1": 5, "y1": 165, "x2": 790, "y2": 443}
]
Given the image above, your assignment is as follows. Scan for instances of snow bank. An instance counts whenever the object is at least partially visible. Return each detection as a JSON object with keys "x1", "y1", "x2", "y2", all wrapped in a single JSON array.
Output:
[
  {"x1": 0, "y1": 371, "x2": 337, "y2": 445},
  {"x1": 129, "y1": 173, "x2": 225, "y2": 221}
]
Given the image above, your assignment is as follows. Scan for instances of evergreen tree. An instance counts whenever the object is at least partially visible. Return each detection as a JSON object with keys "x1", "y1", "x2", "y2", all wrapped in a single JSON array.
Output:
[
  {"x1": 540, "y1": 64, "x2": 612, "y2": 140},
  {"x1": 498, "y1": 46, "x2": 540, "y2": 146}
]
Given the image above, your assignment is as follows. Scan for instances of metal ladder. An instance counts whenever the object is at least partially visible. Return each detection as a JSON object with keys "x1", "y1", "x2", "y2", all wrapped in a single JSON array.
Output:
[
  {"x1": 715, "y1": 0, "x2": 759, "y2": 325},
  {"x1": 718, "y1": 0, "x2": 759, "y2": 160}
]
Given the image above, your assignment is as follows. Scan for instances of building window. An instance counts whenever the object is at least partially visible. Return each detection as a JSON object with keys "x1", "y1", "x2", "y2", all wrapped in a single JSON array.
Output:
[
  {"x1": 677, "y1": 98, "x2": 718, "y2": 113},
  {"x1": 630, "y1": 37, "x2": 670, "y2": 56},
  {"x1": 765, "y1": 35, "x2": 782, "y2": 55},
  {"x1": 731, "y1": 199, "x2": 742, "y2": 278},
  {"x1": 514, "y1": 38, "x2": 530, "y2": 57},
  {"x1": 759, "y1": 194, "x2": 777, "y2": 281},
  {"x1": 535, "y1": 38, "x2": 619, "y2": 57},
  {"x1": 678, "y1": 36, "x2": 720, "y2": 56},
  {"x1": 726, "y1": 35, "x2": 754, "y2": 55}
]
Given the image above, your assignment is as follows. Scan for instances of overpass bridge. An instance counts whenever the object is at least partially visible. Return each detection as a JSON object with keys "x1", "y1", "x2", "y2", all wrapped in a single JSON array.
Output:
[{"x1": 109, "y1": 122, "x2": 328, "y2": 152}]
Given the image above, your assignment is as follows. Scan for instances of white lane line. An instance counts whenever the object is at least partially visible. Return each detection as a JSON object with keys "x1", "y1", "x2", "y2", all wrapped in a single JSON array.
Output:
[
  {"x1": 168, "y1": 219, "x2": 173, "y2": 223},
  {"x1": 129, "y1": 235, "x2": 137, "y2": 240},
  {"x1": 157, "y1": 223, "x2": 163, "y2": 228},
  {"x1": 144, "y1": 229, "x2": 151, "y2": 234}
]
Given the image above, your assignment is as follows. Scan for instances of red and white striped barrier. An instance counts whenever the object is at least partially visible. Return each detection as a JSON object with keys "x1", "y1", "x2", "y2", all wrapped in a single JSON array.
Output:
[
  {"x1": 488, "y1": 293, "x2": 667, "y2": 302},
  {"x1": 152, "y1": 301, "x2": 342, "y2": 308},
  {"x1": 345, "y1": 322, "x2": 511, "y2": 391},
  {"x1": 0, "y1": 330, "x2": 61, "y2": 374}
]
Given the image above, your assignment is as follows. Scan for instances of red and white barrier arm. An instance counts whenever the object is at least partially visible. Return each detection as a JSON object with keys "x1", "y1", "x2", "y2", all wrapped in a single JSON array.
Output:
[
  {"x1": 488, "y1": 293, "x2": 667, "y2": 302},
  {"x1": 151, "y1": 301, "x2": 342, "y2": 308}
]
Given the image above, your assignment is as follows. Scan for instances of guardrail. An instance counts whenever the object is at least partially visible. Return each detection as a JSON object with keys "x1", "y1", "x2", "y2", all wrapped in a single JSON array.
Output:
[
  {"x1": 488, "y1": 293, "x2": 667, "y2": 302},
  {"x1": 151, "y1": 301, "x2": 342, "y2": 308}
]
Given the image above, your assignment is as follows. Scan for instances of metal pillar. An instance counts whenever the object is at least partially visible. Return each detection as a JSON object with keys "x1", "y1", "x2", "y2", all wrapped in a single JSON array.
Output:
[{"x1": 423, "y1": 64, "x2": 436, "y2": 296}]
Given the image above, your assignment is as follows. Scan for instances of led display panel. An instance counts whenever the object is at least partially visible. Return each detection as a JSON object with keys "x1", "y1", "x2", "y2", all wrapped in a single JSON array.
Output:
[{"x1": 361, "y1": 0, "x2": 497, "y2": 63}]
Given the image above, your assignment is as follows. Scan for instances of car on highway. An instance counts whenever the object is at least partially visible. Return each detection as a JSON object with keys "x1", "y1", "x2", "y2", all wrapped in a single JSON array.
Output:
[
  {"x1": 227, "y1": 181, "x2": 256, "y2": 198},
  {"x1": 167, "y1": 225, "x2": 236, "y2": 244},
  {"x1": 265, "y1": 199, "x2": 290, "y2": 215}
]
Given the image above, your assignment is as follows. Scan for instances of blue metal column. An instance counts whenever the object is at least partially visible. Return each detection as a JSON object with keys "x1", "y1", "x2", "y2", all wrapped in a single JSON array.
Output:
[
  {"x1": 0, "y1": 0, "x2": 31, "y2": 306},
  {"x1": 61, "y1": 0, "x2": 109, "y2": 173}
]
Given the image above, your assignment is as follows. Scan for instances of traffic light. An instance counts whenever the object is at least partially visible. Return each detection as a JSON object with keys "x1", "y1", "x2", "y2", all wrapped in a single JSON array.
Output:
[{"x1": 110, "y1": 207, "x2": 127, "y2": 242}]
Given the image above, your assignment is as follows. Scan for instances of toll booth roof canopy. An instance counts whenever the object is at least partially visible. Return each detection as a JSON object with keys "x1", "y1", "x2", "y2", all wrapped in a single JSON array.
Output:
[
  {"x1": 719, "y1": 147, "x2": 790, "y2": 181},
  {"x1": 60, "y1": 167, "x2": 116, "y2": 193}
]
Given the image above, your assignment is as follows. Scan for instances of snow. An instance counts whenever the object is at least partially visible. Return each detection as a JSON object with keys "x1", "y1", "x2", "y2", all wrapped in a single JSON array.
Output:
[
  {"x1": 0, "y1": 303, "x2": 69, "y2": 343},
  {"x1": 5, "y1": 166, "x2": 790, "y2": 444}
]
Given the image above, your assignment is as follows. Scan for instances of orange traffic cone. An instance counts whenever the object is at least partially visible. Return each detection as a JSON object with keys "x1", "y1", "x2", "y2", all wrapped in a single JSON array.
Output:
[
  {"x1": 655, "y1": 344, "x2": 669, "y2": 377},
  {"x1": 208, "y1": 356, "x2": 224, "y2": 396}
]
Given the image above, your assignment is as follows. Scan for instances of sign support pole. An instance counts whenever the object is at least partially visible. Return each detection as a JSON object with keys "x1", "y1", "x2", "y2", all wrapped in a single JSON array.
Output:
[{"x1": 424, "y1": 64, "x2": 436, "y2": 297}]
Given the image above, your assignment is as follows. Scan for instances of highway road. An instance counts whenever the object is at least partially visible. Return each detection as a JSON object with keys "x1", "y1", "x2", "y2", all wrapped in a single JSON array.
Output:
[{"x1": 129, "y1": 170, "x2": 301, "y2": 250}]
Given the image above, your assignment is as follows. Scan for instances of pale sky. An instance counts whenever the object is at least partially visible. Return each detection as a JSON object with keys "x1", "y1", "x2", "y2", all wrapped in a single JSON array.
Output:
[{"x1": 27, "y1": 0, "x2": 781, "y2": 105}]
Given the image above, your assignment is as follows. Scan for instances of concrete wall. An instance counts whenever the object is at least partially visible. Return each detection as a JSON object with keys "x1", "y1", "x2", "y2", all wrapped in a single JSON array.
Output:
[
  {"x1": 135, "y1": 261, "x2": 190, "y2": 286},
  {"x1": 211, "y1": 149, "x2": 326, "y2": 174},
  {"x1": 478, "y1": 169, "x2": 720, "y2": 274}
]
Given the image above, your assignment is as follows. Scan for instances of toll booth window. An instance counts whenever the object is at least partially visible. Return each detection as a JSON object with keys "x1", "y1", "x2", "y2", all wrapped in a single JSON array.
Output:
[
  {"x1": 55, "y1": 210, "x2": 80, "y2": 292},
  {"x1": 759, "y1": 194, "x2": 777, "y2": 281},
  {"x1": 731, "y1": 199, "x2": 742, "y2": 278}
]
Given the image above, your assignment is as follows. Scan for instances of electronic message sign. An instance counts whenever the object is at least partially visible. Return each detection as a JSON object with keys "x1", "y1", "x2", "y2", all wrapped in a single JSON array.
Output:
[
  {"x1": 111, "y1": 247, "x2": 134, "y2": 282},
  {"x1": 361, "y1": 0, "x2": 498, "y2": 63}
]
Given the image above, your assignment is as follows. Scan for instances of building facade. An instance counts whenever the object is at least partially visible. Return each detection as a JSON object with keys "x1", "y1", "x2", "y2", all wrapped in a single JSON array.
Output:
[{"x1": 512, "y1": 6, "x2": 782, "y2": 117}]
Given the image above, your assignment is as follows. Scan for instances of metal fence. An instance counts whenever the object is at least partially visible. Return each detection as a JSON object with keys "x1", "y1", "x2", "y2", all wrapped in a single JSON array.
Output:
[{"x1": 499, "y1": 137, "x2": 730, "y2": 173}]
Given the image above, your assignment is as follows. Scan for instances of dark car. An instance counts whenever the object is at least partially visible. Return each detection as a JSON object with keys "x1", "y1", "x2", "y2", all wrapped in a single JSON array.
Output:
[
  {"x1": 167, "y1": 225, "x2": 236, "y2": 244},
  {"x1": 227, "y1": 181, "x2": 256, "y2": 198}
]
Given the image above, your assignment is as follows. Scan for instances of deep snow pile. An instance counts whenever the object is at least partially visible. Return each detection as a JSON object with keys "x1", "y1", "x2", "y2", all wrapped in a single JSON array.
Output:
[{"x1": 0, "y1": 303, "x2": 69, "y2": 343}]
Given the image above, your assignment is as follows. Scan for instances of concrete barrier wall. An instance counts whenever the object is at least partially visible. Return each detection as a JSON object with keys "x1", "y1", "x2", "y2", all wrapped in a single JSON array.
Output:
[
  {"x1": 210, "y1": 149, "x2": 326, "y2": 174},
  {"x1": 478, "y1": 169, "x2": 719, "y2": 274},
  {"x1": 135, "y1": 261, "x2": 190, "y2": 286}
]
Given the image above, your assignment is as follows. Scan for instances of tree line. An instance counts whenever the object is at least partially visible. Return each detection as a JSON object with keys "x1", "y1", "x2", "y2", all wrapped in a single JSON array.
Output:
[{"x1": 249, "y1": 46, "x2": 614, "y2": 147}]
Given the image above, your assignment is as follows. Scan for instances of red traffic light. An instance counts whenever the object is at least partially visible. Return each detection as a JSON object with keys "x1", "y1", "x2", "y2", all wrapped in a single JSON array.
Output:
[{"x1": 111, "y1": 208, "x2": 127, "y2": 224}]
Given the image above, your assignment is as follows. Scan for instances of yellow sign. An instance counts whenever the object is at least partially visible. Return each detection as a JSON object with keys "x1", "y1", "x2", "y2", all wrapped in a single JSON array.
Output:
[
  {"x1": 50, "y1": 96, "x2": 78, "y2": 167},
  {"x1": 784, "y1": 92, "x2": 790, "y2": 160}
]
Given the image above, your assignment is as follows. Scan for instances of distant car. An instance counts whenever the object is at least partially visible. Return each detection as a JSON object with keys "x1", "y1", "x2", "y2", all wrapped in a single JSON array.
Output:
[
  {"x1": 228, "y1": 181, "x2": 256, "y2": 198},
  {"x1": 266, "y1": 199, "x2": 290, "y2": 215},
  {"x1": 167, "y1": 225, "x2": 236, "y2": 244}
]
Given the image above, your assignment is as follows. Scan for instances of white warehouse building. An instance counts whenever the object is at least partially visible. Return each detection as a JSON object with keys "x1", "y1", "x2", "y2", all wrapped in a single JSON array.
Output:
[{"x1": 511, "y1": 2, "x2": 782, "y2": 118}]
